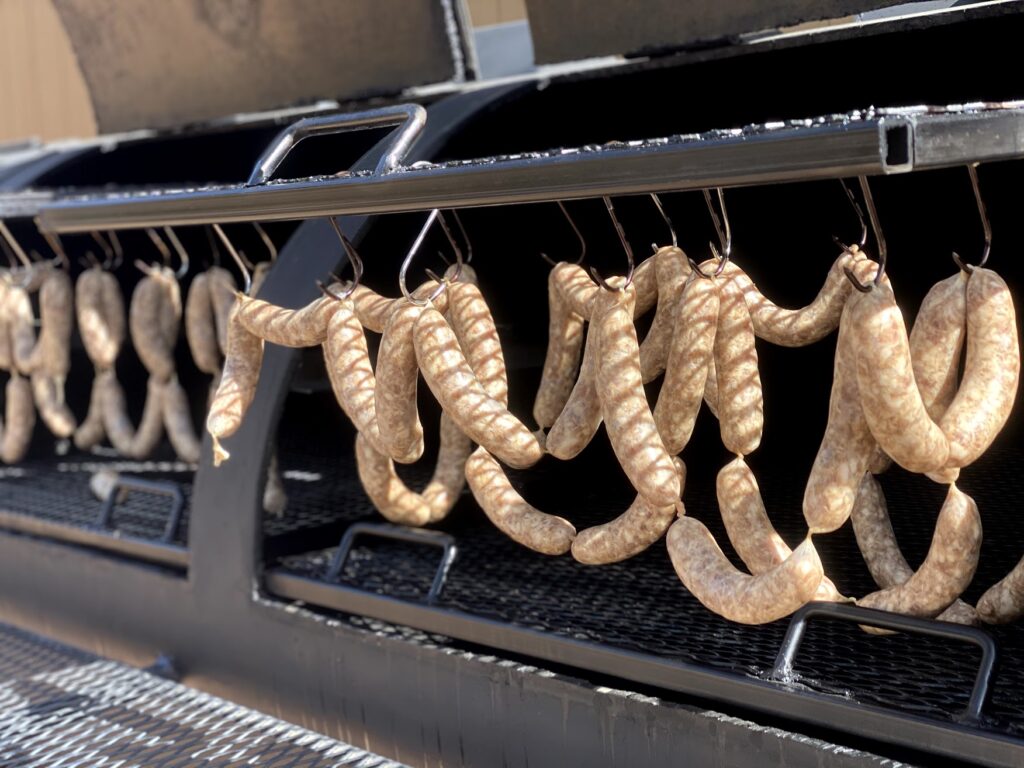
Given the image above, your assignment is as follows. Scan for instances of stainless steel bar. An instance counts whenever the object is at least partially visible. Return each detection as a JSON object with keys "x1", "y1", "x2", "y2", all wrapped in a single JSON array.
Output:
[
  {"x1": 39, "y1": 118, "x2": 901, "y2": 232},
  {"x1": 0, "y1": 191, "x2": 53, "y2": 219},
  {"x1": 29, "y1": 107, "x2": 1024, "y2": 233}
]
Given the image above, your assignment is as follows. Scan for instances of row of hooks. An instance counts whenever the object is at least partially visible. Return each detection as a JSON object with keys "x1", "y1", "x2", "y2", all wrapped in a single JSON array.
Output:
[{"x1": 0, "y1": 164, "x2": 993, "y2": 302}]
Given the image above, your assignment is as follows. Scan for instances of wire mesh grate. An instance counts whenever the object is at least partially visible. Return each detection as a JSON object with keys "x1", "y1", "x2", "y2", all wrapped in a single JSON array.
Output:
[
  {"x1": 271, "y1": 414, "x2": 1024, "y2": 741},
  {"x1": 0, "y1": 621, "x2": 406, "y2": 768}
]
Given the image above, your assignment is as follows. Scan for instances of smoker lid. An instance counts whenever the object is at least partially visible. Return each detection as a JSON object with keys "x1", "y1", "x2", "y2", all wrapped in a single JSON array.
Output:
[
  {"x1": 524, "y1": 0, "x2": 908, "y2": 63},
  {"x1": 51, "y1": 0, "x2": 472, "y2": 135}
]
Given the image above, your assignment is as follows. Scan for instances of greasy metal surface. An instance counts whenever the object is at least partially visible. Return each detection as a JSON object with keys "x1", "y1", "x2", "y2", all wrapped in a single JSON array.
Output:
[{"x1": 0, "y1": 621, "x2": 406, "y2": 767}]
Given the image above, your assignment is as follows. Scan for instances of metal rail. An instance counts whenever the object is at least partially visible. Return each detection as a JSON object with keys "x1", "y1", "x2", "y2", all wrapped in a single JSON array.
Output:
[{"x1": 15, "y1": 104, "x2": 1024, "y2": 233}]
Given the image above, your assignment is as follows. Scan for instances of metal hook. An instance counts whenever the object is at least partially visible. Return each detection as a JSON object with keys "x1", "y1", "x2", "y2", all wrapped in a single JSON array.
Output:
[
  {"x1": 834, "y1": 178, "x2": 868, "y2": 251},
  {"x1": 318, "y1": 217, "x2": 364, "y2": 301},
  {"x1": 39, "y1": 229, "x2": 69, "y2": 270},
  {"x1": 650, "y1": 193, "x2": 678, "y2": 248},
  {"x1": 0, "y1": 234, "x2": 17, "y2": 268},
  {"x1": 162, "y1": 227, "x2": 190, "y2": 279},
  {"x1": 450, "y1": 210, "x2": 472, "y2": 265},
  {"x1": 399, "y1": 209, "x2": 463, "y2": 305},
  {"x1": 589, "y1": 196, "x2": 635, "y2": 292},
  {"x1": 205, "y1": 225, "x2": 222, "y2": 267},
  {"x1": 90, "y1": 231, "x2": 114, "y2": 267},
  {"x1": 107, "y1": 231, "x2": 124, "y2": 270},
  {"x1": 0, "y1": 221, "x2": 32, "y2": 268},
  {"x1": 703, "y1": 188, "x2": 732, "y2": 276},
  {"x1": 212, "y1": 224, "x2": 252, "y2": 295},
  {"x1": 952, "y1": 164, "x2": 991, "y2": 274},
  {"x1": 252, "y1": 222, "x2": 278, "y2": 263},
  {"x1": 843, "y1": 176, "x2": 887, "y2": 292},
  {"x1": 540, "y1": 201, "x2": 586, "y2": 267},
  {"x1": 145, "y1": 227, "x2": 172, "y2": 268}
]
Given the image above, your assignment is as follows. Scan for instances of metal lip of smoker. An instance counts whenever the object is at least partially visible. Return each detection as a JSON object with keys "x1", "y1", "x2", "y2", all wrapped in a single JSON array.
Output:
[{"x1": 28, "y1": 103, "x2": 1024, "y2": 233}]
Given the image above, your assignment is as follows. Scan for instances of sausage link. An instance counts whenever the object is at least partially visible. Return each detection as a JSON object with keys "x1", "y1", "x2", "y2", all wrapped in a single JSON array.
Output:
[
  {"x1": 185, "y1": 272, "x2": 221, "y2": 374},
  {"x1": 939, "y1": 267, "x2": 1020, "y2": 470},
  {"x1": 73, "y1": 375, "x2": 107, "y2": 450},
  {"x1": 375, "y1": 302, "x2": 426, "y2": 464},
  {"x1": 6, "y1": 286, "x2": 37, "y2": 376},
  {"x1": 572, "y1": 458, "x2": 685, "y2": 564},
  {"x1": 356, "y1": 413, "x2": 472, "y2": 526},
  {"x1": 262, "y1": 450, "x2": 288, "y2": 517},
  {"x1": 466, "y1": 446, "x2": 575, "y2": 554},
  {"x1": 554, "y1": 256, "x2": 657, "y2": 320},
  {"x1": 857, "y1": 484, "x2": 982, "y2": 618},
  {"x1": 447, "y1": 280, "x2": 509, "y2": 407},
  {"x1": 162, "y1": 376, "x2": 201, "y2": 463},
  {"x1": 803, "y1": 274, "x2": 879, "y2": 533},
  {"x1": 206, "y1": 266, "x2": 236, "y2": 354},
  {"x1": 722, "y1": 248, "x2": 866, "y2": 347},
  {"x1": 235, "y1": 290, "x2": 341, "y2": 347},
  {"x1": 639, "y1": 246, "x2": 690, "y2": 382},
  {"x1": 654, "y1": 275, "x2": 718, "y2": 454},
  {"x1": 911, "y1": 272, "x2": 968, "y2": 421},
  {"x1": 667, "y1": 517, "x2": 823, "y2": 624},
  {"x1": 596, "y1": 285, "x2": 679, "y2": 507},
  {"x1": 533, "y1": 263, "x2": 585, "y2": 429},
  {"x1": 352, "y1": 279, "x2": 449, "y2": 334},
  {"x1": 415, "y1": 306, "x2": 542, "y2": 469},
  {"x1": 703, "y1": 353, "x2": 720, "y2": 418},
  {"x1": 977, "y1": 555, "x2": 1024, "y2": 624},
  {"x1": 77, "y1": 268, "x2": 125, "y2": 370},
  {"x1": 101, "y1": 371, "x2": 165, "y2": 459},
  {"x1": 851, "y1": 279, "x2": 950, "y2": 474},
  {"x1": 544, "y1": 297, "x2": 609, "y2": 460},
  {"x1": 850, "y1": 473, "x2": 976, "y2": 624},
  {"x1": 206, "y1": 299, "x2": 264, "y2": 466},
  {"x1": 26, "y1": 270, "x2": 73, "y2": 378},
  {"x1": 129, "y1": 272, "x2": 177, "y2": 382},
  {"x1": 30, "y1": 374, "x2": 76, "y2": 438},
  {"x1": 323, "y1": 297, "x2": 390, "y2": 453},
  {"x1": 1, "y1": 372, "x2": 35, "y2": 463},
  {"x1": 0, "y1": 280, "x2": 11, "y2": 372},
  {"x1": 718, "y1": 456, "x2": 843, "y2": 601},
  {"x1": 631, "y1": 255, "x2": 659, "y2": 318},
  {"x1": 552, "y1": 263, "x2": 599, "y2": 319},
  {"x1": 714, "y1": 269, "x2": 763, "y2": 456}
]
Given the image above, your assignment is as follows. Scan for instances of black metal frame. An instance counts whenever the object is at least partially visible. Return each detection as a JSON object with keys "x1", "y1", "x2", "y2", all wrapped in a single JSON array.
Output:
[{"x1": 0, "y1": 15, "x2": 1023, "y2": 762}]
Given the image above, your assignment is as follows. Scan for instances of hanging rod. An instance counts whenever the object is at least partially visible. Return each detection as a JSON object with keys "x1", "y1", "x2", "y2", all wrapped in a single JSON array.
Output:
[{"x1": 27, "y1": 104, "x2": 1024, "y2": 233}]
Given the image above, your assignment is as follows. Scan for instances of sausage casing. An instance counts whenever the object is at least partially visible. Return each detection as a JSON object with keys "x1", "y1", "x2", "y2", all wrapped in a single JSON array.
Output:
[
  {"x1": 667, "y1": 517, "x2": 823, "y2": 625},
  {"x1": 466, "y1": 446, "x2": 575, "y2": 554},
  {"x1": 654, "y1": 274, "x2": 718, "y2": 454},
  {"x1": 939, "y1": 267, "x2": 1020, "y2": 470},
  {"x1": 596, "y1": 285, "x2": 680, "y2": 507}
]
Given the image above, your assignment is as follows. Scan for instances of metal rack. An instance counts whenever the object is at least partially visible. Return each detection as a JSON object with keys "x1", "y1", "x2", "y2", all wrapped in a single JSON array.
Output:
[
  {"x1": 0, "y1": 66, "x2": 1023, "y2": 766},
  {"x1": 27, "y1": 102, "x2": 1024, "y2": 232}
]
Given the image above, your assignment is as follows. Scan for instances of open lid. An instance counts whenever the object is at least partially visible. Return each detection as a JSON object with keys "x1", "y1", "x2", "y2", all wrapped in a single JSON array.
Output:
[
  {"x1": 524, "y1": 0, "x2": 907, "y2": 62},
  {"x1": 52, "y1": 0, "x2": 473, "y2": 134}
]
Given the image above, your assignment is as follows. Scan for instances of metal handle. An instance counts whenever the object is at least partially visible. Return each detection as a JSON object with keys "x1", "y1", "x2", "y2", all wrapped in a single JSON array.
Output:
[
  {"x1": 771, "y1": 602, "x2": 999, "y2": 724},
  {"x1": 246, "y1": 104, "x2": 427, "y2": 186},
  {"x1": 326, "y1": 522, "x2": 457, "y2": 605},
  {"x1": 96, "y1": 477, "x2": 186, "y2": 543}
]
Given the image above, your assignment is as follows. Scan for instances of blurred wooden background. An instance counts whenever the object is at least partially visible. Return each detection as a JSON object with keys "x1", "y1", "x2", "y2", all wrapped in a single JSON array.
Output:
[{"x1": 0, "y1": 0, "x2": 527, "y2": 145}]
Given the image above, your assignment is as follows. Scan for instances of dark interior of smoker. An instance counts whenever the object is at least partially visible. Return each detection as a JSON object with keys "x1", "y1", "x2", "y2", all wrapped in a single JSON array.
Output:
[{"x1": 3, "y1": 9, "x2": 1023, "y2": 761}]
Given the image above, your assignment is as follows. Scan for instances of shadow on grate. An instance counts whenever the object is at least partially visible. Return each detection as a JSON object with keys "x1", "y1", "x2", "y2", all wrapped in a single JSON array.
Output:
[
  {"x1": 270, "y1": 399, "x2": 1024, "y2": 741},
  {"x1": 0, "y1": 622, "x2": 406, "y2": 768}
]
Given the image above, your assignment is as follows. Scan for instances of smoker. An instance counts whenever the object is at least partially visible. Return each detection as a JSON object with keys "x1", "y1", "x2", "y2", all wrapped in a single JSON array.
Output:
[{"x1": 1, "y1": 2, "x2": 1023, "y2": 766}]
